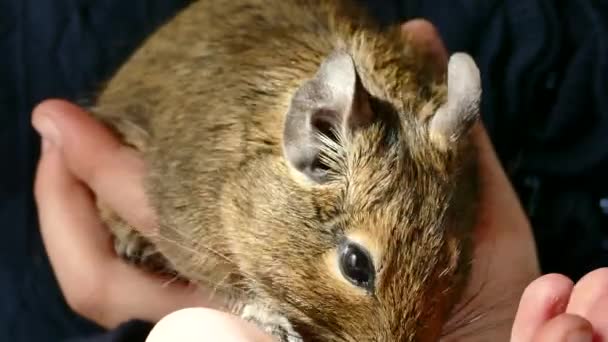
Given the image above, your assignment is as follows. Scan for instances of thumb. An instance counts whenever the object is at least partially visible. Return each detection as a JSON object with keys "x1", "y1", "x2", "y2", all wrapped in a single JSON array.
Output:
[{"x1": 147, "y1": 308, "x2": 274, "y2": 342}]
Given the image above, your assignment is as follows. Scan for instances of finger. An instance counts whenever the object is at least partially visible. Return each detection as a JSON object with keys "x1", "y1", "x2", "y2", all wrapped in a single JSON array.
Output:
[
  {"x1": 471, "y1": 122, "x2": 515, "y2": 197},
  {"x1": 566, "y1": 268, "x2": 608, "y2": 340},
  {"x1": 532, "y1": 314, "x2": 593, "y2": 342},
  {"x1": 34, "y1": 140, "x2": 220, "y2": 327},
  {"x1": 470, "y1": 123, "x2": 538, "y2": 260},
  {"x1": 401, "y1": 19, "x2": 449, "y2": 74},
  {"x1": 32, "y1": 99, "x2": 157, "y2": 234},
  {"x1": 34, "y1": 137, "x2": 116, "y2": 268},
  {"x1": 467, "y1": 121, "x2": 540, "y2": 296},
  {"x1": 34, "y1": 137, "x2": 118, "y2": 317},
  {"x1": 147, "y1": 308, "x2": 273, "y2": 342},
  {"x1": 510, "y1": 274, "x2": 574, "y2": 342}
]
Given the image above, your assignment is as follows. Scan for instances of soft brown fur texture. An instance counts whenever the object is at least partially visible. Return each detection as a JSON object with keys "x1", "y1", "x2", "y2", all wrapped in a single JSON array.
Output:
[{"x1": 90, "y1": 0, "x2": 480, "y2": 341}]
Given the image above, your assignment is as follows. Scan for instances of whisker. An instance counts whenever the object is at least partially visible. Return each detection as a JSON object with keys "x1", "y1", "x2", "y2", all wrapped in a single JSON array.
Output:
[
  {"x1": 130, "y1": 228, "x2": 333, "y2": 340},
  {"x1": 145, "y1": 232, "x2": 254, "y2": 300},
  {"x1": 442, "y1": 278, "x2": 489, "y2": 335},
  {"x1": 441, "y1": 288, "x2": 523, "y2": 341},
  {"x1": 441, "y1": 248, "x2": 526, "y2": 341}
]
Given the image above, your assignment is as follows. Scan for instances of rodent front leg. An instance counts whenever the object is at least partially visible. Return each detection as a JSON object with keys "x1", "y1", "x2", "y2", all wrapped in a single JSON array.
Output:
[
  {"x1": 113, "y1": 227, "x2": 167, "y2": 271},
  {"x1": 98, "y1": 200, "x2": 175, "y2": 275},
  {"x1": 240, "y1": 303, "x2": 303, "y2": 342}
]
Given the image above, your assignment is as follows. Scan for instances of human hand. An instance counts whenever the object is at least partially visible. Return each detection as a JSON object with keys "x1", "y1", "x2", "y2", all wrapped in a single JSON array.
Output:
[
  {"x1": 462, "y1": 91, "x2": 608, "y2": 342},
  {"x1": 511, "y1": 268, "x2": 608, "y2": 342},
  {"x1": 407, "y1": 17, "x2": 541, "y2": 340},
  {"x1": 32, "y1": 99, "x2": 224, "y2": 328},
  {"x1": 409, "y1": 18, "x2": 607, "y2": 342},
  {"x1": 437, "y1": 122, "x2": 540, "y2": 341}
]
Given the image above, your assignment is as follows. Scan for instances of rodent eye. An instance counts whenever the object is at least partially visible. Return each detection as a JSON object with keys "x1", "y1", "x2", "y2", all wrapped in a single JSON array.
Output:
[{"x1": 338, "y1": 242, "x2": 375, "y2": 291}]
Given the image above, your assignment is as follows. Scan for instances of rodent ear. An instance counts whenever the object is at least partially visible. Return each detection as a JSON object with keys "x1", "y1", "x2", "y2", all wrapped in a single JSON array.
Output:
[
  {"x1": 428, "y1": 53, "x2": 482, "y2": 151},
  {"x1": 283, "y1": 51, "x2": 373, "y2": 184}
]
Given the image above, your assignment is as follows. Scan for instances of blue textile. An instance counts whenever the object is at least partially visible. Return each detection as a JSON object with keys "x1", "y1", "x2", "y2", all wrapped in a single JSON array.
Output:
[{"x1": 0, "y1": 1, "x2": 190, "y2": 340}]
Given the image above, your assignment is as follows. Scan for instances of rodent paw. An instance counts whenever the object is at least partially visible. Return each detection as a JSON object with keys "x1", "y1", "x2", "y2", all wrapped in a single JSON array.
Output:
[
  {"x1": 114, "y1": 230, "x2": 155, "y2": 263},
  {"x1": 240, "y1": 304, "x2": 303, "y2": 342},
  {"x1": 113, "y1": 230, "x2": 171, "y2": 274}
]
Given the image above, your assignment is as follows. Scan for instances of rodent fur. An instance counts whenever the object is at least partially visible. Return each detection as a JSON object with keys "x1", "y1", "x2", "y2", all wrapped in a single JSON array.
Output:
[{"x1": 90, "y1": 0, "x2": 481, "y2": 341}]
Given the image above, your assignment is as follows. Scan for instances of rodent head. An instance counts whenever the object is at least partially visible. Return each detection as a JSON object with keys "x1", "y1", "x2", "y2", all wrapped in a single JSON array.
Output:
[{"x1": 225, "y1": 42, "x2": 482, "y2": 341}]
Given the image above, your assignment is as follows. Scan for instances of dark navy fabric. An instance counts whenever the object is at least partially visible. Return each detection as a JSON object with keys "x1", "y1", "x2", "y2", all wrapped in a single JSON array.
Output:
[
  {"x1": 0, "y1": 1, "x2": 191, "y2": 341},
  {"x1": 65, "y1": 320, "x2": 154, "y2": 342},
  {"x1": 1, "y1": 0, "x2": 607, "y2": 341}
]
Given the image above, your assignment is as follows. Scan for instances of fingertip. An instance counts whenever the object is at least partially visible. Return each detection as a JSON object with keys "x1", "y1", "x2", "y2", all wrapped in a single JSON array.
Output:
[
  {"x1": 401, "y1": 18, "x2": 448, "y2": 73},
  {"x1": 522, "y1": 273, "x2": 574, "y2": 301},
  {"x1": 32, "y1": 99, "x2": 90, "y2": 137},
  {"x1": 32, "y1": 98, "x2": 123, "y2": 173},
  {"x1": 36, "y1": 98, "x2": 121, "y2": 149},
  {"x1": 33, "y1": 98, "x2": 82, "y2": 117},
  {"x1": 511, "y1": 274, "x2": 575, "y2": 342},
  {"x1": 147, "y1": 308, "x2": 272, "y2": 342}
]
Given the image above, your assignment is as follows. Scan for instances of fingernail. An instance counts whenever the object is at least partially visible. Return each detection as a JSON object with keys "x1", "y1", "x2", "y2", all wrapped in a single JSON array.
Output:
[
  {"x1": 32, "y1": 114, "x2": 61, "y2": 147},
  {"x1": 567, "y1": 329, "x2": 592, "y2": 342}
]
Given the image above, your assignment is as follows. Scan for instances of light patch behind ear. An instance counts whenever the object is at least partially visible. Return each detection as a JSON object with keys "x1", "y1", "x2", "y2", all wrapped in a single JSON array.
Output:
[
  {"x1": 283, "y1": 51, "x2": 373, "y2": 184},
  {"x1": 429, "y1": 53, "x2": 481, "y2": 151}
]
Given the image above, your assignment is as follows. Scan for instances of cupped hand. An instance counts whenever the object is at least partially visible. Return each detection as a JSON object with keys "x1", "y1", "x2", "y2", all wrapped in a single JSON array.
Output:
[
  {"x1": 446, "y1": 119, "x2": 608, "y2": 342},
  {"x1": 32, "y1": 99, "x2": 227, "y2": 329}
]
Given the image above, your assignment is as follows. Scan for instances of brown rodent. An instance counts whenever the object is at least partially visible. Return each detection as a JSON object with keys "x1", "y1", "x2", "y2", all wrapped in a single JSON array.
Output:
[{"x1": 90, "y1": 0, "x2": 482, "y2": 341}]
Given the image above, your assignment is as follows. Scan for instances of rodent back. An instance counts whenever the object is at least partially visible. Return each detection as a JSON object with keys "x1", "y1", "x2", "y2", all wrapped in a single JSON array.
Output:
[
  {"x1": 91, "y1": 0, "x2": 344, "y2": 282},
  {"x1": 91, "y1": 0, "x2": 423, "y2": 279}
]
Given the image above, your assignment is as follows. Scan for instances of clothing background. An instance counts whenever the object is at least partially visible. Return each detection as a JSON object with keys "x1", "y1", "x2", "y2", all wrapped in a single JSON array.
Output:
[{"x1": 1, "y1": 0, "x2": 606, "y2": 340}]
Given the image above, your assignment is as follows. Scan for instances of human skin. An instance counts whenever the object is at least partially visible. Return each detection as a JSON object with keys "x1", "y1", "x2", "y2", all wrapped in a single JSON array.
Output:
[{"x1": 31, "y1": 19, "x2": 608, "y2": 341}]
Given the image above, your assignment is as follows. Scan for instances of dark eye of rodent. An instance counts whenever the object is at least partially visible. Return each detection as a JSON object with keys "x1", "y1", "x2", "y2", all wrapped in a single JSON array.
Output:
[{"x1": 338, "y1": 242, "x2": 375, "y2": 290}]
